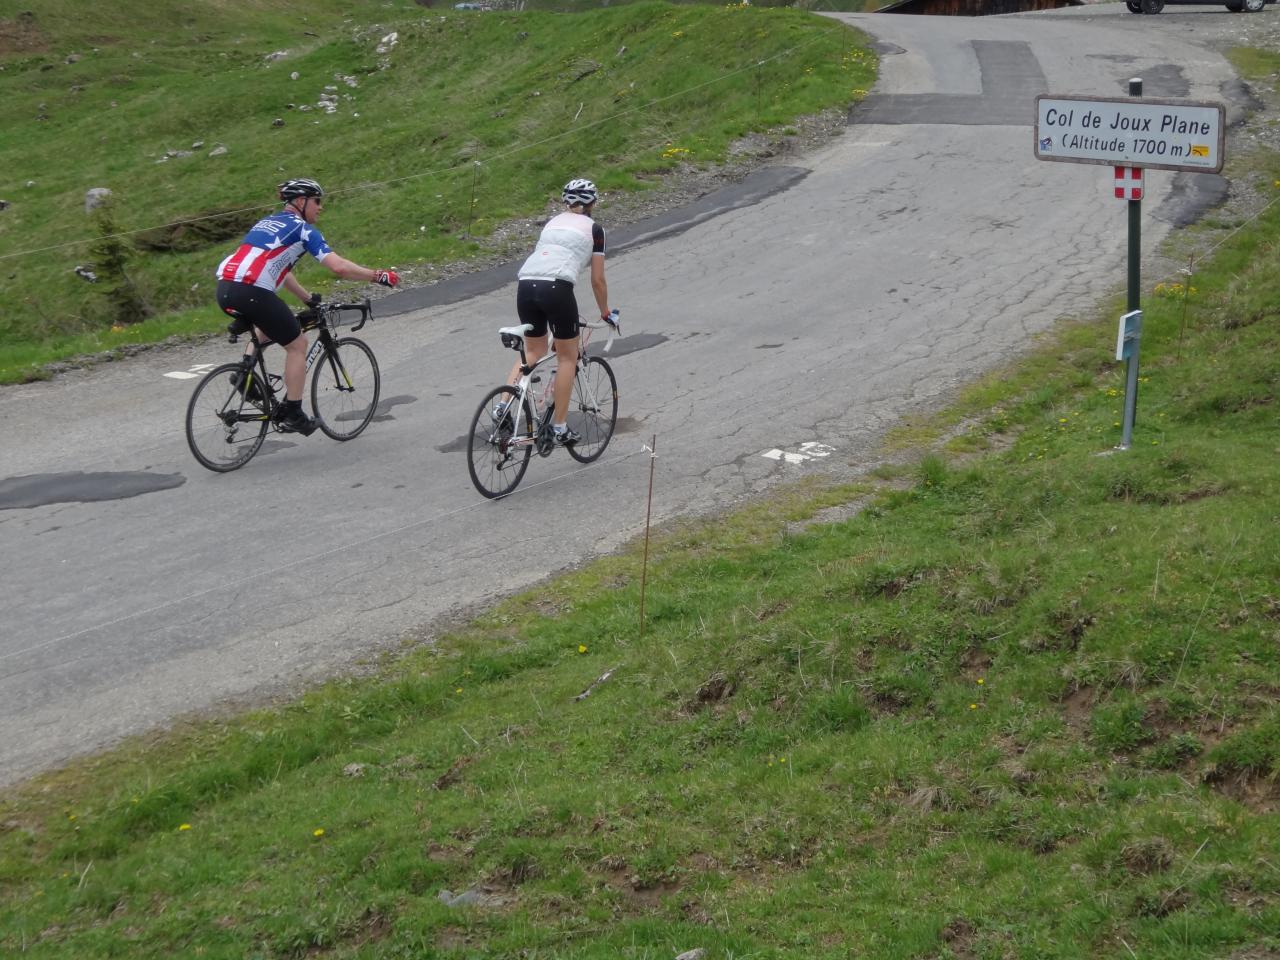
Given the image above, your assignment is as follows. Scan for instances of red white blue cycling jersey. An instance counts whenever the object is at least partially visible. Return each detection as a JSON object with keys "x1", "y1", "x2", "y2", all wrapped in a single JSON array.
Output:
[{"x1": 215, "y1": 210, "x2": 333, "y2": 290}]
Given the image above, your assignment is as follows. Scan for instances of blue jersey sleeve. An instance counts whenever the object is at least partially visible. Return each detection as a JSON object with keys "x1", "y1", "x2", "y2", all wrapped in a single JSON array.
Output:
[{"x1": 300, "y1": 224, "x2": 333, "y2": 262}]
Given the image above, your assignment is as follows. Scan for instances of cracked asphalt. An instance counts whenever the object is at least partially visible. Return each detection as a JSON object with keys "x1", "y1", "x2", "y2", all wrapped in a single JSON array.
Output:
[{"x1": 0, "y1": 5, "x2": 1264, "y2": 786}]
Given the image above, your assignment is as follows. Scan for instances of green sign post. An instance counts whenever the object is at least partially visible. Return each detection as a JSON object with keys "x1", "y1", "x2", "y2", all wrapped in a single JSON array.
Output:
[{"x1": 1035, "y1": 78, "x2": 1225, "y2": 450}]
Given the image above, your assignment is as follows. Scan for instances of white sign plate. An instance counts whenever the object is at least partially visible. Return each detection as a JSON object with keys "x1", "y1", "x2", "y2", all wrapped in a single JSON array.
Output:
[{"x1": 1035, "y1": 95, "x2": 1224, "y2": 174}]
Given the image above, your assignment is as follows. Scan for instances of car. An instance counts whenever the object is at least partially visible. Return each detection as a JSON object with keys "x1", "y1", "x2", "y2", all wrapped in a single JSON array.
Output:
[{"x1": 1126, "y1": 0, "x2": 1271, "y2": 13}]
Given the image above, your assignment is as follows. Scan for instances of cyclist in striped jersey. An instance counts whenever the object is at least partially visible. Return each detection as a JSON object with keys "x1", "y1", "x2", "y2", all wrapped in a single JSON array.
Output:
[{"x1": 215, "y1": 178, "x2": 398, "y2": 435}]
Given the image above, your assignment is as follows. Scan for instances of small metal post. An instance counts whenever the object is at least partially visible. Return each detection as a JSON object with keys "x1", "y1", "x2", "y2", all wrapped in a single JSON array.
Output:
[
  {"x1": 1120, "y1": 77, "x2": 1143, "y2": 450},
  {"x1": 466, "y1": 160, "x2": 481, "y2": 238},
  {"x1": 638, "y1": 435, "x2": 657, "y2": 639}
]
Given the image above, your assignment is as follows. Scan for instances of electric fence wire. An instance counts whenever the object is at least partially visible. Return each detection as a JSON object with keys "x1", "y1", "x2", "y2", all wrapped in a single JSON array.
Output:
[
  {"x1": 1146, "y1": 190, "x2": 1280, "y2": 287},
  {"x1": 0, "y1": 34, "x2": 829, "y2": 265}
]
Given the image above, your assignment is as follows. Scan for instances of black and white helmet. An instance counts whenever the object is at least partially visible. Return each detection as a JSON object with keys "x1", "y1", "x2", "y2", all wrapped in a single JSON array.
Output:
[
  {"x1": 278, "y1": 177, "x2": 324, "y2": 202},
  {"x1": 562, "y1": 178, "x2": 597, "y2": 207}
]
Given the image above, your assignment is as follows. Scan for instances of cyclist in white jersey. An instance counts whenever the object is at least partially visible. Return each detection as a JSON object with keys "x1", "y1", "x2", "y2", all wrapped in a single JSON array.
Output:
[{"x1": 503, "y1": 178, "x2": 613, "y2": 445}]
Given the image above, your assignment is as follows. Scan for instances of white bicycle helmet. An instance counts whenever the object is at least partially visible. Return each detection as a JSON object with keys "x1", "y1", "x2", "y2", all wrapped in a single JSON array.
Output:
[
  {"x1": 562, "y1": 178, "x2": 597, "y2": 206},
  {"x1": 278, "y1": 177, "x2": 325, "y2": 201}
]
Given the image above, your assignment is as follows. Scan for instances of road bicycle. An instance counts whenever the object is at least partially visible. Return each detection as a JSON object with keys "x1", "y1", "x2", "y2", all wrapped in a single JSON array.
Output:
[
  {"x1": 466, "y1": 314, "x2": 620, "y2": 499},
  {"x1": 185, "y1": 299, "x2": 381, "y2": 472}
]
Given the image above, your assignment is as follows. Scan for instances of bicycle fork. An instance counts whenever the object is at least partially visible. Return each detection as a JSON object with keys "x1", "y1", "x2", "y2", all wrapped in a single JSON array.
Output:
[{"x1": 307, "y1": 334, "x2": 354, "y2": 392}]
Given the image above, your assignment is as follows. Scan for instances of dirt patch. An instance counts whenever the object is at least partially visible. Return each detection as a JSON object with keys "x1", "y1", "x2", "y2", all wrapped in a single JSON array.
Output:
[
  {"x1": 1204, "y1": 767, "x2": 1280, "y2": 814},
  {"x1": 938, "y1": 917, "x2": 979, "y2": 960},
  {"x1": 0, "y1": 13, "x2": 49, "y2": 55},
  {"x1": 1060, "y1": 684, "x2": 1094, "y2": 731},
  {"x1": 598, "y1": 865, "x2": 682, "y2": 910},
  {"x1": 685, "y1": 672, "x2": 736, "y2": 714}
]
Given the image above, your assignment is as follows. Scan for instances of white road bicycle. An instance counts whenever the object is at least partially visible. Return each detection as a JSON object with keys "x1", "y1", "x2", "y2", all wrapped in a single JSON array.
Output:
[{"x1": 466, "y1": 314, "x2": 620, "y2": 499}]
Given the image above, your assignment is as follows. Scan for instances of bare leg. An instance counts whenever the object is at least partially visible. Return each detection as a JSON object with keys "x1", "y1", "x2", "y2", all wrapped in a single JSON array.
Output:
[{"x1": 282, "y1": 335, "x2": 309, "y2": 401}]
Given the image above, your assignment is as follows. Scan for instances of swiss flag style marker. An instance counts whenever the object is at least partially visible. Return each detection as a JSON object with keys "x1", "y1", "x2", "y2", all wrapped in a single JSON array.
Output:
[{"x1": 1114, "y1": 166, "x2": 1143, "y2": 200}]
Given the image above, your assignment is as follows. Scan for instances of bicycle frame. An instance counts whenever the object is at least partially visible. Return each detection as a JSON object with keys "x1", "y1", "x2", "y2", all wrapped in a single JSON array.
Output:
[
  {"x1": 500, "y1": 321, "x2": 611, "y2": 452},
  {"x1": 230, "y1": 300, "x2": 373, "y2": 405}
]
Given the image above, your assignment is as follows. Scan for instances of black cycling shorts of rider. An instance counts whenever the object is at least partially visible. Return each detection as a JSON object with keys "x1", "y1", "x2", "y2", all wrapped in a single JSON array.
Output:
[
  {"x1": 515, "y1": 278, "x2": 581, "y2": 341},
  {"x1": 216, "y1": 279, "x2": 301, "y2": 346}
]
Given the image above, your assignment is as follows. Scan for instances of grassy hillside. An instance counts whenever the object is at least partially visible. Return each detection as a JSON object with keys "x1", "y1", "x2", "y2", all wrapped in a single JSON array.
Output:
[
  {"x1": 0, "y1": 0, "x2": 872, "y2": 380},
  {"x1": 1, "y1": 136, "x2": 1277, "y2": 960}
]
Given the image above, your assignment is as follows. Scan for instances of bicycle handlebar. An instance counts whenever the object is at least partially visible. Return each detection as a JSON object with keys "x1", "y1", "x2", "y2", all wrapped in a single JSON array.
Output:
[
  {"x1": 497, "y1": 311, "x2": 621, "y2": 355},
  {"x1": 303, "y1": 299, "x2": 374, "y2": 333}
]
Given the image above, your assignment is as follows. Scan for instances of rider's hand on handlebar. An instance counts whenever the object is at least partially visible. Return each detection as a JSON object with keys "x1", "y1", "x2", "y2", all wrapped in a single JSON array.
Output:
[
  {"x1": 306, "y1": 291, "x2": 323, "y2": 309},
  {"x1": 602, "y1": 308, "x2": 620, "y2": 331},
  {"x1": 374, "y1": 269, "x2": 399, "y2": 288}
]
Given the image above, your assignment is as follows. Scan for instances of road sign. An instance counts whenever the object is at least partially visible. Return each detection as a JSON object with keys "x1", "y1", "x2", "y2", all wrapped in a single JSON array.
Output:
[
  {"x1": 1035, "y1": 95, "x2": 1224, "y2": 173},
  {"x1": 1114, "y1": 166, "x2": 1143, "y2": 200}
]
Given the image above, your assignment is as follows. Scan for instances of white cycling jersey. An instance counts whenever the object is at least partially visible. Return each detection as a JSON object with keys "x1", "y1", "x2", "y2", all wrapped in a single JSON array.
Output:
[{"x1": 517, "y1": 211, "x2": 605, "y2": 284}]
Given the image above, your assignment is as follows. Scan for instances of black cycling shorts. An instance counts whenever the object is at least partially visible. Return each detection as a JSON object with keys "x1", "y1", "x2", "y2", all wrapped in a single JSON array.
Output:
[
  {"x1": 516, "y1": 278, "x2": 579, "y2": 341},
  {"x1": 216, "y1": 279, "x2": 301, "y2": 347}
]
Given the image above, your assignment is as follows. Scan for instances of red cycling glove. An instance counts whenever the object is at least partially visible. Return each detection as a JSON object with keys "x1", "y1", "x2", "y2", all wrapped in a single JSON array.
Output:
[{"x1": 374, "y1": 269, "x2": 399, "y2": 288}]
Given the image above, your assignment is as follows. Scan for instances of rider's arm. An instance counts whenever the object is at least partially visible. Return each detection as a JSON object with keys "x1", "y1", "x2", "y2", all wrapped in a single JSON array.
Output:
[
  {"x1": 280, "y1": 272, "x2": 313, "y2": 305},
  {"x1": 589, "y1": 254, "x2": 609, "y2": 319},
  {"x1": 319, "y1": 252, "x2": 385, "y2": 283}
]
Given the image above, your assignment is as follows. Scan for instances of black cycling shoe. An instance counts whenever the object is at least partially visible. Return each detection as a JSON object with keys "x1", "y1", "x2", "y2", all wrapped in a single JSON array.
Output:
[
  {"x1": 274, "y1": 404, "x2": 317, "y2": 436},
  {"x1": 229, "y1": 370, "x2": 264, "y2": 403}
]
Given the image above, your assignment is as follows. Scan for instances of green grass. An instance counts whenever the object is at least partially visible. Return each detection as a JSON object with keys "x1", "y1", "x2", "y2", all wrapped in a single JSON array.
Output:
[
  {"x1": 3, "y1": 149, "x2": 1280, "y2": 959},
  {"x1": 0, "y1": 0, "x2": 873, "y2": 382},
  {"x1": 4, "y1": 20, "x2": 1280, "y2": 960}
]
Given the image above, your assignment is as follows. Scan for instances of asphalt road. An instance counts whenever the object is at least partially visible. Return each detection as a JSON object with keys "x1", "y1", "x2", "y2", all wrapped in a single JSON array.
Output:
[{"x1": 0, "y1": 6, "x2": 1247, "y2": 786}]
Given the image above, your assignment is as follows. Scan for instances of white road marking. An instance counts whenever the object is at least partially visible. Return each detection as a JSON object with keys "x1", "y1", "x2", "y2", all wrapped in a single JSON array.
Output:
[
  {"x1": 762, "y1": 441, "x2": 836, "y2": 466},
  {"x1": 163, "y1": 363, "x2": 218, "y2": 380}
]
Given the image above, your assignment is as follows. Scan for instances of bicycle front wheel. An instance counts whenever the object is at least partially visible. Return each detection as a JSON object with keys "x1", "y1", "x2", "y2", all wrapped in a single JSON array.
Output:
[
  {"x1": 467, "y1": 385, "x2": 534, "y2": 499},
  {"x1": 311, "y1": 337, "x2": 380, "y2": 441},
  {"x1": 185, "y1": 362, "x2": 270, "y2": 472},
  {"x1": 566, "y1": 356, "x2": 618, "y2": 463}
]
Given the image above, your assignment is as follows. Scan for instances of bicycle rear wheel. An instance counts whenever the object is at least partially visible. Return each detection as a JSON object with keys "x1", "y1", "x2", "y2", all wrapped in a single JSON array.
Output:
[
  {"x1": 565, "y1": 356, "x2": 618, "y2": 463},
  {"x1": 186, "y1": 362, "x2": 270, "y2": 472},
  {"x1": 311, "y1": 336, "x2": 380, "y2": 441},
  {"x1": 467, "y1": 385, "x2": 534, "y2": 499}
]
